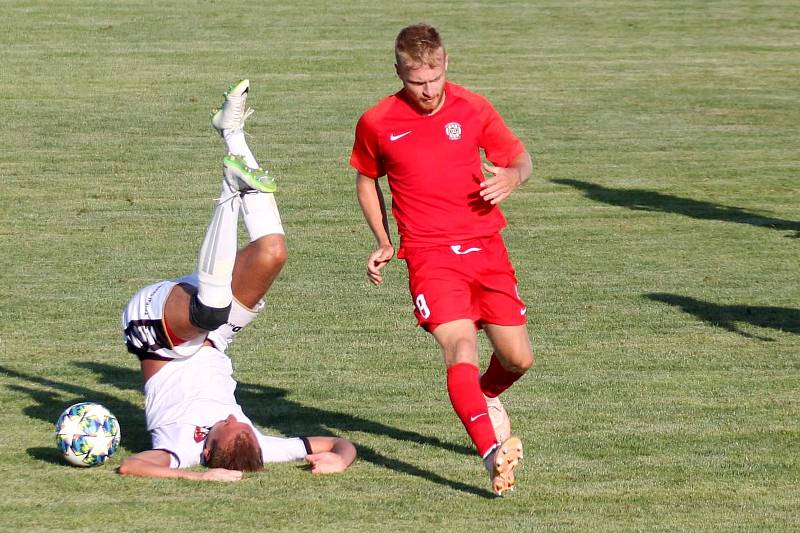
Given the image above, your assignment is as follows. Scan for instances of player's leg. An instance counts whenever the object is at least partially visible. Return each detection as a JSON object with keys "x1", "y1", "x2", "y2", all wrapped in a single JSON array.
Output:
[
  {"x1": 129, "y1": 181, "x2": 241, "y2": 382},
  {"x1": 206, "y1": 232, "x2": 286, "y2": 352},
  {"x1": 211, "y1": 77, "x2": 287, "y2": 307},
  {"x1": 432, "y1": 319, "x2": 522, "y2": 495},
  {"x1": 164, "y1": 189, "x2": 242, "y2": 342},
  {"x1": 208, "y1": 179, "x2": 286, "y2": 345},
  {"x1": 471, "y1": 234, "x2": 532, "y2": 438},
  {"x1": 161, "y1": 77, "x2": 272, "y2": 341},
  {"x1": 405, "y1": 246, "x2": 498, "y2": 462},
  {"x1": 231, "y1": 234, "x2": 287, "y2": 307},
  {"x1": 431, "y1": 320, "x2": 498, "y2": 460},
  {"x1": 481, "y1": 324, "x2": 534, "y2": 395},
  {"x1": 479, "y1": 324, "x2": 533, "y2": 443},
  {"x1": 204, "y1": 78, "x2": 287, "y2": 347}
]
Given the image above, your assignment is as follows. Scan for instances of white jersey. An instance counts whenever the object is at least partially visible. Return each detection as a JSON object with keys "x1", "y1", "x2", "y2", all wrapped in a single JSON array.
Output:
[{"x1": 144, "y1": 345, "x2": 307, "y2": 469}]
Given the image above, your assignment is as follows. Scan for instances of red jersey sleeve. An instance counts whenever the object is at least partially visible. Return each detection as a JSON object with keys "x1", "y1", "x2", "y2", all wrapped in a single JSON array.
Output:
[
  {"x1": 477, "y1": 97, "x2": 525, "y2": 168},
  {"x1": 350, "y1": 112, "x2": 385, "y2": 179}
]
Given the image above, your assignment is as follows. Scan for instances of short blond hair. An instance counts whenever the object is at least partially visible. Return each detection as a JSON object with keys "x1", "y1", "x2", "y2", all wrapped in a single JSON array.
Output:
[{"x1": 395, "y1": 23, "x2": 446, "y2": 69}]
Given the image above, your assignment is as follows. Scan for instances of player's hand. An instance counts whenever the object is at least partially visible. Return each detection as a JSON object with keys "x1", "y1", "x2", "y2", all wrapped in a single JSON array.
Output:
[
  {"x1": 480, "y1": 162, "x2": 523, "y2": 205},
  {"x1": 200, "y1": 468, "x2": 243, "y2": 482},
  {"x1": 306, "y1": 452, "x2": 348, "y2": 474},
  {"x1": 366, "y1": 244, "x2": 394, "y2": 286}
]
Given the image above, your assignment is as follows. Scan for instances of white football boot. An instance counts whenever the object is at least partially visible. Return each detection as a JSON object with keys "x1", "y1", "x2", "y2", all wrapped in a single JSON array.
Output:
[
  {"x1": 484, "y1": 394, "x2": 512, "y2": 443},
  {"x1": 211, "y1": 79, "x2": 254, "y2": 132},
  {"x1": 484, "y1": 436, "x2": 523, "y2": 496}
]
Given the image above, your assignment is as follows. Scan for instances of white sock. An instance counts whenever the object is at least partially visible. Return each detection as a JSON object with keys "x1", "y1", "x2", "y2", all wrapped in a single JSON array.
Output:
[
  {"x1": 196, "y1": 189, "x2": 240, "y2": 308},
  {"x1": 220, "y1": 129, "x2": 284, "y2": 240},
  {"x1": 222, "y1": 128, "x2": 259, "y2": 169},
  {"x1": 241, "y1": 191, "x2": 285, "y2": 241},
  {"x1": 209, "y1": 297, "x2": 265, "y2": 350}
]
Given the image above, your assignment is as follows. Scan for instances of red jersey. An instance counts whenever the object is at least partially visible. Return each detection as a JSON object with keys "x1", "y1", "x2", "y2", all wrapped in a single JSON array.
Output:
[{"x1": 350, "y1": 82, "x2": 525, "y2": 251}]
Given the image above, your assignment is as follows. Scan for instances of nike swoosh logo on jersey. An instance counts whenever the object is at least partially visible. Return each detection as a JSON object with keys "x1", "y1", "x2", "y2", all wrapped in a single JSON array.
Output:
[
  {"x1": 451, "y1": 245, "x2": 483, "y2": 255},
  {"x1": 470, "y1": 413, "x2": 487, "y2": 422},
  {"x1": 520, "y1": 307, "x2": 527, "y2": 316},
  {"x1": 389, "y1": 131, "x2": 412, "y2": 141}
]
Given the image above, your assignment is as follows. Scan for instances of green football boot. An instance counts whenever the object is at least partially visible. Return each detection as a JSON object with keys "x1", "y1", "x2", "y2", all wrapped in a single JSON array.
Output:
[{"x1": 223, "y1": 153, "x2": 277, "y2": 193}]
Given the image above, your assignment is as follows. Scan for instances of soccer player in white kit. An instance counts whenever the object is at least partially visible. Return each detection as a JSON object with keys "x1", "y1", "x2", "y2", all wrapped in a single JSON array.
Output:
[{"x1": 118, "y1": 80, "x2": 356, "y2": 481}]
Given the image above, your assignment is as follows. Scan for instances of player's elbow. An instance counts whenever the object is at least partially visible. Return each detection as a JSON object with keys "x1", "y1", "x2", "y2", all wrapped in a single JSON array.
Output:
[{"x1": 335, "y1": 438, "x2": 358, "y2": 467}]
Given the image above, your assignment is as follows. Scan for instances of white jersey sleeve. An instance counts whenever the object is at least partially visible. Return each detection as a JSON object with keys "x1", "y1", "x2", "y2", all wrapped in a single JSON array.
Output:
[
  {"x1": 255, "y1": 430, "x2": 310, "y2": 463},
  {"x1": 150, "y1": 423, "x2": 205, "y2": 469}
]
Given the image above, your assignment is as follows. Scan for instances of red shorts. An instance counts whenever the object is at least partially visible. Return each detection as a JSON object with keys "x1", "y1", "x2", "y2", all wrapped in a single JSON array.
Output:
[{"x1": 401, "y1": 234, "x2": 527, "y2": 331}]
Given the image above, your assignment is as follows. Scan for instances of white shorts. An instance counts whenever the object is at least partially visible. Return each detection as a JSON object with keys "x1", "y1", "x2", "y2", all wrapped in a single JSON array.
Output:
[{"x1": 122, "y1": 280, "x2": 206, "y2": 361}]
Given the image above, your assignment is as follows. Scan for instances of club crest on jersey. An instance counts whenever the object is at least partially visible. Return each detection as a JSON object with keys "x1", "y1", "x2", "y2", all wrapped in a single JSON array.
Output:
[
  {"x1": 444, "y1": 122, "x2": 462, "y2": 141},
  {"x1": 194, "y1": 426, "x2": 209, "y2": 443}
]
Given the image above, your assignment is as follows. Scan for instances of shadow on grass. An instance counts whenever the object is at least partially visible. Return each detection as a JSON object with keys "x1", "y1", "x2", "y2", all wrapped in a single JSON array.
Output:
[
  {"x1": 646, "y1": 292, "x2": 800, "y2": 340},
  {"x1": 3, "y1": 368, "x2": 150, "y2": 454},
  {"x1": 552, "y1": 179, "x2": 800, "y2": 237},
  {"x1": 0, "y1": 363, "x2": 493, "y2": 498},
  {"x1": 27, "y1": 446, "x2": 67, "y2": 465}
]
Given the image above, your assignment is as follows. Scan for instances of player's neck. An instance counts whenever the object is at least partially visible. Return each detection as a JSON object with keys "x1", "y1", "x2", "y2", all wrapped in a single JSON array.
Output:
[{"x1": 426, "y1": 90, "x2": 446, "y2": 116}]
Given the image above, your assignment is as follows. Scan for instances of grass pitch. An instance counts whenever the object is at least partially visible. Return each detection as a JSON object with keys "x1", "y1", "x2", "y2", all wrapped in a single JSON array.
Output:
[{"x1": 1, "y1": 0, "x2": 798, "y2": 530}]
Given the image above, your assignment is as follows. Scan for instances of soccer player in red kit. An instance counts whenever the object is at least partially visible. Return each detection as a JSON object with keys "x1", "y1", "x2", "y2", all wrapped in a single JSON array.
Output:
[{"x1": 350, "y1": 24, "x2": 534, "y2": 496}]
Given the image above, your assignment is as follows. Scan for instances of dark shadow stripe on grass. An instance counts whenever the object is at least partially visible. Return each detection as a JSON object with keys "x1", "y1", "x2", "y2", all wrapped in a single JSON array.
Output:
[
  {"x1": 553, "y1": 179, "x2": 800, "y2": 236},
  {"x1": 646, "y1": 292, "x2": 800, "y2": 340}
]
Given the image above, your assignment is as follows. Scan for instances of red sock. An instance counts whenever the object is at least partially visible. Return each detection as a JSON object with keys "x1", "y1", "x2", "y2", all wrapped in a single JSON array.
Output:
[
  {"x1": 480, "y1": 353, "x2": 524, "y2": 398},
  {"x1": 447, "y1": 362, "x2": 497, "y2": 457}
]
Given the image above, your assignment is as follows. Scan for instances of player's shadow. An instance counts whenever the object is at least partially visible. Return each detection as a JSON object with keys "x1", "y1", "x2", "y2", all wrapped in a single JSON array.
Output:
[
  {"x1": 646, "y1": 293, "x2": 800, "y2": 341},
  {"x1": 553, "y1": 179, "x2": 800, "y2": 237},
  {"x1": 1, "y1": 362, "x2": 493, "y2": 497}
]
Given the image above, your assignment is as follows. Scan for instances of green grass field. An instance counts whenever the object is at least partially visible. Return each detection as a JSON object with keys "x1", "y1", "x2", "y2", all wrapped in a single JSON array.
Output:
[{"x1": 1, "y1": 0, "x2": 798, "y2": 530}]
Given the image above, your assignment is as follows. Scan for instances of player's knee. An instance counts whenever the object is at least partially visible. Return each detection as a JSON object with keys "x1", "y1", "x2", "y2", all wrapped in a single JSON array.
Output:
[
  {"x1": 189, "y1": 293, "x2": 232, "y2": 331},
  {"x1": 520, "y1": 351, "x2": 535, "y2": 371},
  {"x1": 509, "y1": 351, "x2": 534, "y2": 373},
  {"x1": 252, "y1": 236, "x2": 288, "y2": 273}
]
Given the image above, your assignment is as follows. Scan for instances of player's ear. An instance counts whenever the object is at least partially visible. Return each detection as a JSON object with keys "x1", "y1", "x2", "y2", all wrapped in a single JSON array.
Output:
[
  {"x1": 444, "y1": 54, "x2": 449, "y2": 71},
  {"x1": 202, "y1": 445, "x2": 211, "y2": 463}
]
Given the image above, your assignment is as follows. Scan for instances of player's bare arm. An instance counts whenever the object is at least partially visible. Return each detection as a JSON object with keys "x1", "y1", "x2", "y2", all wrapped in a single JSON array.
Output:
[
  {"x1": 479, "y1": 151, "x2": 533, "y2": 205},
  {"x1": 356, "y1": 172, "x2": 395, "y2": 285},
  {"x1": 304, "y1": 436, "x2": 357, "y2": 474},
  {"x1": 118, "y1": 450, "x2": 243, "y2": 482}
]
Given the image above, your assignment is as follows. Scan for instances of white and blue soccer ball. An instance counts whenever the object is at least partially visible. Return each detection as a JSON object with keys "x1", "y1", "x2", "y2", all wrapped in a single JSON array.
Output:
[{"x1": 54, "y1": 402, "x2": 121, "y2": 467}]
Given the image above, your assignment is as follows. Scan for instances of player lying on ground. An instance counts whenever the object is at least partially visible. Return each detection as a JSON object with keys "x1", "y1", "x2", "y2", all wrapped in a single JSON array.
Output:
[
  {"x1": 351, "y1": 24, "x2": 533, "y2": 496},
  {"x1": 118, "y1": 80, "x2": 356, "y2": 481}
]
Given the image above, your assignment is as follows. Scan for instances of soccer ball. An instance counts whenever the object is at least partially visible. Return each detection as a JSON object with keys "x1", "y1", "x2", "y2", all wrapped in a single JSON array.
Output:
[{"x1": 54, "y1": 402, "x2": 121, "y2": 467}]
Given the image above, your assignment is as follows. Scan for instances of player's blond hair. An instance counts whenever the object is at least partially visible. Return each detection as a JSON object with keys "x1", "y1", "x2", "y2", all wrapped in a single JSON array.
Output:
[
  {"x1": 395, "y1": 23, "x2": 446, "y2": 69},
  {"x1": 207, "y1": 429, "x2": 263, "y2": 472}
]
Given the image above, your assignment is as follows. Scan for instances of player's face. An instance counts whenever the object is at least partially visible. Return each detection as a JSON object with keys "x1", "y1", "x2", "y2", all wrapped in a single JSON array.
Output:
[{"x1": 396, "y1": 49, "x2": 448, "y2": 114}]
